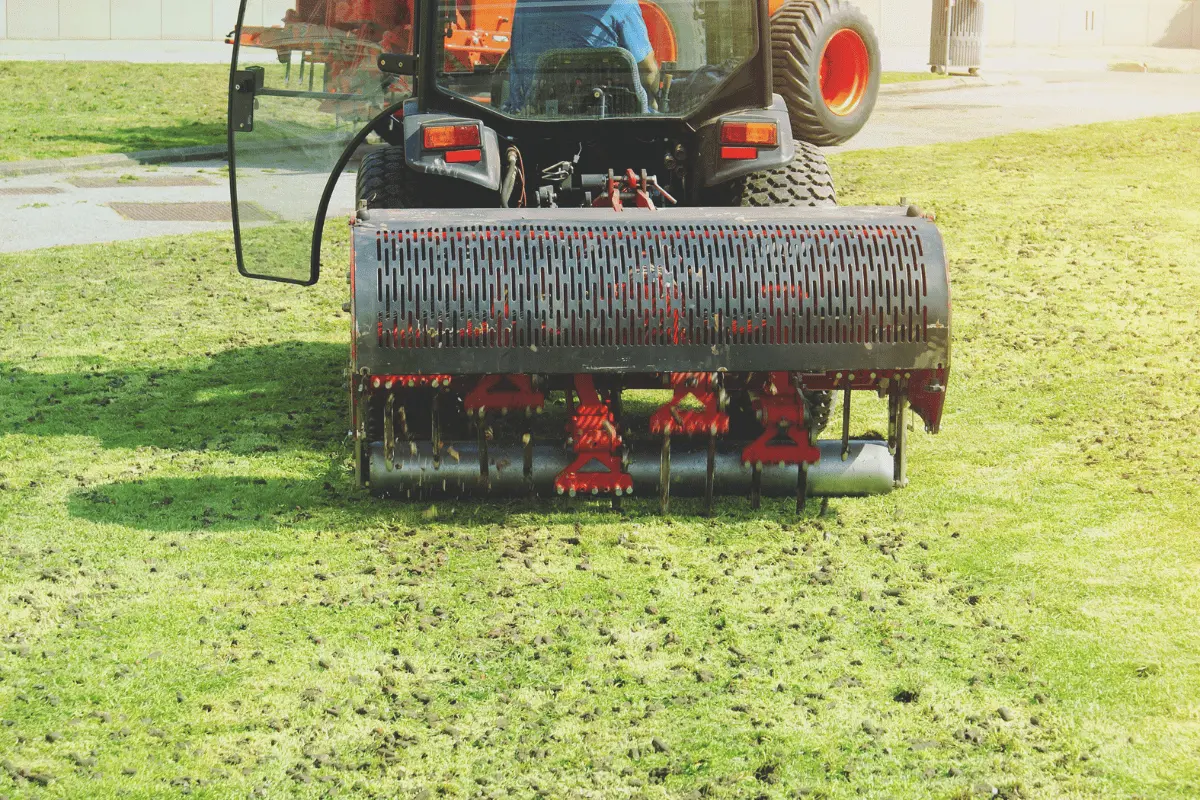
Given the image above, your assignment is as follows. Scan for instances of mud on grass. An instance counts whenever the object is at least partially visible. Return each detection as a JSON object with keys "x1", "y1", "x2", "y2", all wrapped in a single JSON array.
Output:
[{"x1": 1, "y1": 115, "x2": 1199, "y2": 798}]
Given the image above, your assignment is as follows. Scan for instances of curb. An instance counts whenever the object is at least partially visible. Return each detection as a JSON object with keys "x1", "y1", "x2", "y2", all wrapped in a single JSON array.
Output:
[{"x1": 0, "y1": 145, "x2": 228, "y2": 178}]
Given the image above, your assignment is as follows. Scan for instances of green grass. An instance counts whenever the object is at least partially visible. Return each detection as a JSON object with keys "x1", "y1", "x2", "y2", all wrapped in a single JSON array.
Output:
[
  {"x1": 2, "y1": 115, "x2": 1200, "y2": 799},
  {"x1": 880, "y1": 71, "x2": 944, "y2": 85},
  {"x1": 0, "y1": 62, "x2": 228, "y2": 162}
]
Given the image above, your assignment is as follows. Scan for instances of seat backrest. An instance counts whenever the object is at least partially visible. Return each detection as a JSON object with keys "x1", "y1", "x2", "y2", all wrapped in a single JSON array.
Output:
[{"x1": 525, "y1": 47, "x2": 649, "y2": 117}]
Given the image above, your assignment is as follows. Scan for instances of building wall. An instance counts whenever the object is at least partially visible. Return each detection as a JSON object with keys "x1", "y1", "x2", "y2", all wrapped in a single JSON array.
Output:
[
  {"x1": 3, "y1": 0, "x2": 293, "y2": 39},
  {"x1": 2, "y1": 0, "x2": 1198, "y2": 48},
  {"x1": 983, "y1": 0, "x2": 1200, "y2": 47}
]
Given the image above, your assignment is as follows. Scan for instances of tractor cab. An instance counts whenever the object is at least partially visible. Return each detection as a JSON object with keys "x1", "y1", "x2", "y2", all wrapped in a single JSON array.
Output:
[{"x1": 227, "y1": 0, "x2": 777, "y2": 285}]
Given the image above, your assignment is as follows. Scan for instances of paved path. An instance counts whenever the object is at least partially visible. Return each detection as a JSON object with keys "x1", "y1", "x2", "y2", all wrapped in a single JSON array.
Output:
[
  {"x1": 835, "y1": 70, "x2": 1200, "y2": 153},
  {"x1": 3, "y1": 70, "x2": 1200, "y2": 254}
]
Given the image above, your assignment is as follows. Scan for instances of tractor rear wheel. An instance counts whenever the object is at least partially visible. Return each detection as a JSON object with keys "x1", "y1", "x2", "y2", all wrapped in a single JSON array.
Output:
[
  {"x1": 356, "y1": 146, "x2": 496, "y2": 209},
  {"x1": 771, "y1": 0, "x2": 880, "y2": 146},
  {"x1": 707, "y1": 140, "x2": 837, "y2": 208}
]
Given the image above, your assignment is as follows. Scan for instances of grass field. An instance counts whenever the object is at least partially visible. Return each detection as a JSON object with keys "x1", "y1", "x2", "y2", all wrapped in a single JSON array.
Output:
[
  {"x1": 2, "y1": 115, "x2": 1199, "y2": 799},
  {"x1": 1, "y1": 61, "x2": 934, "y2": 162},
  {"x1": 0, "y1": 63, "x2": 229, "y2": 162}
]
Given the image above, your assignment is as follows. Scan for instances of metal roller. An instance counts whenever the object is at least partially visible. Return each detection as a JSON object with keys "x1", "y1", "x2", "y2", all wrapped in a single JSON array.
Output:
[{"x1": 369, "y1": 440, "x2": 895, "y2": 499}]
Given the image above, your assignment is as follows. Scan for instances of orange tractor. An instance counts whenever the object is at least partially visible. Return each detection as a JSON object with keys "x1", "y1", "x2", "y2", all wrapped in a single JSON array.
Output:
[
  {"x1": 234, "y1": 0, "x2": 880, "y2": 145},
  {"x1": 226, "y1": 0, "x2": 947, "y2": 510}
]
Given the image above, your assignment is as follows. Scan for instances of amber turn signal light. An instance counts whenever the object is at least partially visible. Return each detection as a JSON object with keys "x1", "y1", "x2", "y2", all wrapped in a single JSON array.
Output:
[
  {"x1": 720, "y1": 121, "x2": 778, "y2": 147},
  {"x1": 422, "y1": 124, "x2": 482, "y2": 150}
]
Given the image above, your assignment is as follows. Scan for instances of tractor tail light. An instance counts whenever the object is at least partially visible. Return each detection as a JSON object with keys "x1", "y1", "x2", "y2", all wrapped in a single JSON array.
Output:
[
  {"x1": 423, "y1": 124, "x2": 482, "y2": 150},
  {"x1": 721, "y1": 121, "x2": 778, "y2": 147},
  {"x1": 720, "y1": 146, "x2": 759, "y2": 161},
  {"x1": 445, "y1": 148, "x2": 483, "y2": 164}
]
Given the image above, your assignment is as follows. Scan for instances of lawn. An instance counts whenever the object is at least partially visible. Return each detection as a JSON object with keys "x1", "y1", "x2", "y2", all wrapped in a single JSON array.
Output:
[
  {"x1": 0, "y1": 62, "x2": 229, "y2": 162},
  {"x1": 2, "y1": 61, "x2": 935, "y2": 162},
  {"x1": 1, "y1": 115, "x2": 1199, "y2": 799}
]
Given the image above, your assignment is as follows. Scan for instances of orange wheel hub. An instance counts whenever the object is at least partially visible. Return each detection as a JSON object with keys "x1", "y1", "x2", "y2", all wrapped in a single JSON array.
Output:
[{"x1": 819, "y1": 28, "x2": 871, "y2": 116}]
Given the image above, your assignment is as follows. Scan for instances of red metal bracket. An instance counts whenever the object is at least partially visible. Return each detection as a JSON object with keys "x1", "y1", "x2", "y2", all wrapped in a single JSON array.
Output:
[
  {"x1": 591, "y1": 169, "x2": 677, "y2": 212},
  {"x1": 369, "y1": 374, "x2": 452, "y2": 390},
  {"x1": 741, "y1": 371, "x2": 821, "y2": 467},
  {"x1": 594, "y1": 171, "x2": 625, "y2": 212},
  {"x1": 650, "y1": 373, "x2": 730, "y2": 437},
  {"x1": 556, "y1": 375, "x2": 632, "y2": 496},
  {"x1": 463, "y1": 374, "x2": 545, "y2": 414}
]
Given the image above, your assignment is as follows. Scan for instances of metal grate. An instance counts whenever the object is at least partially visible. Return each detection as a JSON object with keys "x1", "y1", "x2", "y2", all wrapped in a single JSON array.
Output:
[
  {"x1": 107, "y1": 202, "x2": 271, "y2": 222},
  {"x1": 353, "y1": 208, "x2": 951, "y2": 375},
  {"x1": 371, "y1": 226, "x2": 930, "y2": 348},
  {"x1": 69, "y1": 175, "x2": 215, "y2": 189}
]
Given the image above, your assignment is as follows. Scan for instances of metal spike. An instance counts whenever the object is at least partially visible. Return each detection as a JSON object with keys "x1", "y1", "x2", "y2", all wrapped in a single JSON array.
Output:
[
  {"x1": 523, "y1": 432, "x2": 534, "y2": 499},
  {"x1": 797, "y1": 463, "x2": 808, "y2": 514},
  {"x1": 704, "y1": 432, "x2": 716, "y2": 516},
  {"x1": 751, "y1": 463, "x2": 762, "y2": 510},
  {"x1": 841, "y1": 385, "x2": 852, "y2": 462},
  {"x1": 383, "y1": 393, "x2": 395, "y2": 472},
  {"x1": 477, "y1": 410, "x2": 490, "y2": 491}
]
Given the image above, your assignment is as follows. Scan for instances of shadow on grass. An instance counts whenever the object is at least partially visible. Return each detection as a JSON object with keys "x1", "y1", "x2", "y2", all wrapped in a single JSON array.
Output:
[
  {"x1": 31, "y1": 123, "x2": 227, "y2": 157},
  {"x1": 1, "y1": 341, "x2": 347, "y2": 456},
  {"x1": 65, "y1": 472, "x2": 645, "y2": 533},
  {"x1": 5, "y1": 340, "x2": 828, "y2": 530}
]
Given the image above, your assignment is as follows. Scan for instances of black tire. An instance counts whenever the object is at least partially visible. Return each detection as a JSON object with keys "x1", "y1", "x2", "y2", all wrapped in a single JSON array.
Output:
[
  {"x1": 355, "y1": 146, "x2": 497, "y2": 209},
  {"x1": 705, "y1": 141, "x2": 838, "y2": 208},
  {"x1": 771, "y1": 0, "x2": 881, "y2": 147}
]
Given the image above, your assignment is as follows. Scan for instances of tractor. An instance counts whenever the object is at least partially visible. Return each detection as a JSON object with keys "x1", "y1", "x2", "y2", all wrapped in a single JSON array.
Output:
[{"x1": 226, "y1": 0, "x2": 951, "y2": 512}]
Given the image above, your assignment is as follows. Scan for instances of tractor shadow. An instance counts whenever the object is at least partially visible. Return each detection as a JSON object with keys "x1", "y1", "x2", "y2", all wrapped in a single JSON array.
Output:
[
  {"x1": 2, "y1": 340, "x2": 835, "y2": 531},
  {"x1": 1, "y1": 341, "x2": 347, "y2": 457}
]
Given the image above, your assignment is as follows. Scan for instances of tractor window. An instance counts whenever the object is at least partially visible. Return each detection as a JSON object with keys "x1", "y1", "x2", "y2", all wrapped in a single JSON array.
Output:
[{"x1": 435, "y1": 0, "x2": 759, "y2": 119}]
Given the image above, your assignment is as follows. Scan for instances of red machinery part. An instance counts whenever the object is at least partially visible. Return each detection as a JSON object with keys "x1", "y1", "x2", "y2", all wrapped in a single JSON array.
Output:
[
  {"x1": 650, "y1": 373, "x2": 730, "y2": 437},
  {"x1": 370, "y1": 374, "x2": 452, "y2": 390},
  {"x1": 463, "y1": 374, "x2": 545, "y2": 415},
  {"x1": 741, "y1": 371, "x2": 821, "y2": 468},
  {"x1": 556, "y1": 375, "x2": 633, "y2": 497}
]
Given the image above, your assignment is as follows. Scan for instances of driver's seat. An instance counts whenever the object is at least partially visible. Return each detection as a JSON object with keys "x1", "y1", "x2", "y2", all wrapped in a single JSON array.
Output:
[{"x1": 525, "y1": 47, "x2": 650, "y2": 117}]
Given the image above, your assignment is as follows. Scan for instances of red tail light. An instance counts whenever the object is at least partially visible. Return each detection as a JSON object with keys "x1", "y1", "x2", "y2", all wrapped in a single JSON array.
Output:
[
  {"x1": 423, "y1": 124, "x2": 482, "y2": 150},
  {"x1": 721, "y1": 121, "x2": 779, "y2": 147},
  {"x1": 721, "y1": 146, "x2": 758, "y2": 161}
]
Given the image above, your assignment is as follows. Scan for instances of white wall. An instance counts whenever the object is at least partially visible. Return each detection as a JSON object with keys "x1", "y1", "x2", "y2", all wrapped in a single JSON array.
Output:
[
  {"x1": 984, "y1": 0, "x2": 1200, "y2": 47},
  {"x1": 1, "y1": 0, "x2": 293, "y2": 40}
]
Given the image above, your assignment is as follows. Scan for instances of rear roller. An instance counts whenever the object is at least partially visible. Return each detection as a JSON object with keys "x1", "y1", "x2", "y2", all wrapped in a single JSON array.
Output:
[{"x1": 369, "y1": 439, "x2": 898, "y2": 500}]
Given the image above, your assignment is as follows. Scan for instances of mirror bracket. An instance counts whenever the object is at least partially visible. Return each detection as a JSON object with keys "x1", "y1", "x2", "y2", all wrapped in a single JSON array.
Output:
[
  {"x1": 231, "y1": 66, "x2": 265, "y2": 132},
  {"x1": 378, "y1": 53, "x2": 419, "y2": 76}
]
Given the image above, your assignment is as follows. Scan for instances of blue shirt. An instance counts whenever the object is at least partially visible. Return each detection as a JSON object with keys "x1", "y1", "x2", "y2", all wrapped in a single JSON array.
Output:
[{"x1": 507, "y1": 0, "x2": 654, "y2": 112}]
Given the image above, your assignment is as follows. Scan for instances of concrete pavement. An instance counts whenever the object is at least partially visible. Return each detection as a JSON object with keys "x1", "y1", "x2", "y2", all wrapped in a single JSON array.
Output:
[
  {"x1": 834, "y1": 70, "x2": 1200, "y2": 153},
  {"x1": 2, "y1": 69, "x2": 1200, "y2": 254}
]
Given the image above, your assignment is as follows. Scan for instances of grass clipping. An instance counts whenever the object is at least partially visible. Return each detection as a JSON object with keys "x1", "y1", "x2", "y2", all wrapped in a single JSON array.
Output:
[{"x1": 1, "y1": 115, "x2": 1199, "y2": 798}]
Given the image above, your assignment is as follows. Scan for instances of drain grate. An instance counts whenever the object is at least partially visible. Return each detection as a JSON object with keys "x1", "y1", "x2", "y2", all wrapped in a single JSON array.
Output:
[
  {"x1": 107, "y1": 201, "x2": 272, "y2": 223},
  {"x1": 69, "y1": 175, "x2": 216, "y2": 189},
  {"x1": 0, "y1": 187, "x2": 65, "y2": 196}
]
